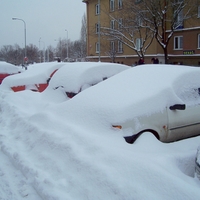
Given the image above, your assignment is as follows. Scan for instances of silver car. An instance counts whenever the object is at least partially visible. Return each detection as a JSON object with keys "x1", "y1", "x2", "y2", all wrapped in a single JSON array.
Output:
[
  {"x1": 110, "y1": 65, "x2": 200, "y2": 143},
  {"x1": 68, "y1": 64, "x2": 200, "y2": 144},
  {"x1": 120, "y1": 99, "x2": 200, "y2": 143}
]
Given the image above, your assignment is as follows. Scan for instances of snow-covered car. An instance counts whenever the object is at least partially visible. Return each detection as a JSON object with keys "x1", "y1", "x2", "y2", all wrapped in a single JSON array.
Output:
[
  {"x1": 0, "y1": 61, "x2": 20, "y2": 84},
  {"x1": 0, "y1": 62, "x2": 66, "y2": 92},
  {"x1": 69, "y1": 64, "x2": 200, "y2": 143},
  {"x1": 43, "y1": 62, "x2": 129, "y2": 101},
  {"x1": 195, "y1": 146, "x2": 200, "y2": 180}
]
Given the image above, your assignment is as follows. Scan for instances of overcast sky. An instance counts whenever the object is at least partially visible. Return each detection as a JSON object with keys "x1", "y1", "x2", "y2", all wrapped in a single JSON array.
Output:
[{"x1": 0, "y1": 0, "x2": 86, "y2": 48}]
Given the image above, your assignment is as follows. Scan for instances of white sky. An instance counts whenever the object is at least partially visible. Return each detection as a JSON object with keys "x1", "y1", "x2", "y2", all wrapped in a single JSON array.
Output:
[
  {"x1": 0, "y1": 0, "x2": 86, "y2": 48},
  {"x1": 0, "y1": 62, "x2": 200, "y2": 199}
]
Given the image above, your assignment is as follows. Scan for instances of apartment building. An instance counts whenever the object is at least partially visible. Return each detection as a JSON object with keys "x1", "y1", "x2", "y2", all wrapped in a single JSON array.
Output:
[{"x1": 83, "y1": 0, "x2": 200, "y2": 66}]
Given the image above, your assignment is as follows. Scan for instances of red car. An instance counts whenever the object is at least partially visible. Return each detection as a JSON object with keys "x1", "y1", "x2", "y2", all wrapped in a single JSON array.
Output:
[
  {"x1": 1, "y1": 62, "x2": 65, "y2": 92},
  {"x1": 0, "y1": 61, "x2": 20, "y2": 84}
]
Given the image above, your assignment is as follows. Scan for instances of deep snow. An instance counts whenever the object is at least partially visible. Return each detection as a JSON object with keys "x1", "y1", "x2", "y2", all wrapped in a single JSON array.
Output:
[{"x1": 0, "y1": 62, "x2": 200, "y2": 200}]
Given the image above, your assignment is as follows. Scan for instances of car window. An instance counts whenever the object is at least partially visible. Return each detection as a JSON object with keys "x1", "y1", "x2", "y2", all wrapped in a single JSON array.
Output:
[{"x1": 177, "y1": 87, "x2": 200, "y2": 106}]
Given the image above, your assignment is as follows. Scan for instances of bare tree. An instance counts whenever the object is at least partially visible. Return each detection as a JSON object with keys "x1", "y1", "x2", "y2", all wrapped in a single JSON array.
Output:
[
  {"x1": 55, "y1": 38, "x2": 67, "y2": 61},
  {"x1": 0, "y1": 44, "x2": 40, "y2": 65},
  {"x1": 80, "y1": 13, "x2": 87, "y2": 59},
  {"x1": 126, "y1": 0, "x2": 200, "y2": 63},
  {"x1": 26, "y1": 44, "x2": 39, "y2": 63},
  {"x1": 12, "y1": 44, "x2": 23, "y2": 65},
  {"x1": 45, "y1": 45, "x2": 55, "y2": 62},
  {"x1": 0, "y1": 45, "x2": 14, "y2": 63},
  {"x1": 100, "y1": 1, "x2": 155, "y2": 59},
  {"x1": 101, "y1": 38, "x2": 118, "y2": 63}
]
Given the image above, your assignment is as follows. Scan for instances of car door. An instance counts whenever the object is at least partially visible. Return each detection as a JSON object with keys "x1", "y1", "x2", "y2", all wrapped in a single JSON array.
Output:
[{"x1": 167, "y1": 88, "x2": 200, "y2": 142}]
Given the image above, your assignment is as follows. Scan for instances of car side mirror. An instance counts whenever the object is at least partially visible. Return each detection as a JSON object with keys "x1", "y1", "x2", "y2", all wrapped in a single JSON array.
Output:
[{"x1": 169, "y1": 104, "x2": 186, "y2": 110}]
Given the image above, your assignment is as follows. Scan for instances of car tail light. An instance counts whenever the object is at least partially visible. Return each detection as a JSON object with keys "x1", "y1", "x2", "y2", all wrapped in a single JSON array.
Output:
[{"x1": 112, "y1": 125, "x2": 122, "y2": 129}]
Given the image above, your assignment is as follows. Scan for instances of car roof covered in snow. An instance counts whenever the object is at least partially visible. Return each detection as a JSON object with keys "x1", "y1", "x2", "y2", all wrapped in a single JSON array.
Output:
[
  {"x1": 65, "y1": 64, "x2": 200, "y2": 123},
  {"x1": 0, "y1": 61, "x2": 20, "y2": 74},
  {"x1": 47, "y1": 62, "x2": 129, "y2": 93},
  {"x1": 0, "y1": 62, "x2": 66, "y2": 88}
]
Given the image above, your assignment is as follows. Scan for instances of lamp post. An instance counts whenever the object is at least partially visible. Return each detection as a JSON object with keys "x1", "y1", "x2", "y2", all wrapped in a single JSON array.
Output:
[
  {"x1": 98, "y1": 0, "x2": 101, "y2": 62},
  {"x1": 12, "y1": 18, "x2": 27, "y2": 66},
  {"x1": 65, "y1": 29, "x2": 69, "y2": 61}
]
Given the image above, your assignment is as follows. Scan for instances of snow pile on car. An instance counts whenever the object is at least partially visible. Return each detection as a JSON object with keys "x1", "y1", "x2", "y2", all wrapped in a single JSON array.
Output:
[
  {"x1": 57, "y1": 64, "x2": 200, "y2": 129},
  {"x1": 0, "y1": 62, "x2": 66, "y2": 89},
  {"x1": 0, "y1": 61, "x2": 19, "y2": 74},
  {"x1": 48, "y1": 62, "x2": 129, "y2": 92}
]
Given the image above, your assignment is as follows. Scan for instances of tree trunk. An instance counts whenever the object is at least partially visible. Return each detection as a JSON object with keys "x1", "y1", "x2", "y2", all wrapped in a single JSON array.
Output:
[{"x1": 163, "y1": 47, "x2": 168, "y2": 64}]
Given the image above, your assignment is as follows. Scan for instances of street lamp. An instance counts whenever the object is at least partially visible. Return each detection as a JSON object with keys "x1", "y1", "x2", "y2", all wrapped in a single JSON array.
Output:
[
  {"x1": 98, "y1": 0, "x2": 101, "y2": 62},
  {"x1": 65, "y1": 29, "x2": 69, "y2": 61},
  {"x1": 12, "y1": 18, "x2": 27, "y2": 66}
]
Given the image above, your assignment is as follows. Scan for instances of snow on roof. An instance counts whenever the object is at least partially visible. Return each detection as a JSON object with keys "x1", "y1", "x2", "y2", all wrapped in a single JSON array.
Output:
[
  {"x1": 0, "y1": 62, "x2": 66, "y2": 89},
  {"x1": 0, "y1": 61, "x2": 19, "y2": 74},
  {"x1": 48, "y1": 62, "x2": 129, "y2": 93}
]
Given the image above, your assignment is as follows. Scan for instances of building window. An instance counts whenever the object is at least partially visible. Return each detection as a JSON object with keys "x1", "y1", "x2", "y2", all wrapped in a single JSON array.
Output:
[
  {"x1": 118, "y1": 41, "x2": 123, "y2": 53},
  {"x1": 110, "y1": 20, "x2": 115, "y2": 29},
  {"x1": 95, "y1": 23, "x2": 100, "y2": 34},
  {"x1": 174, "y1": 0, "x2": 184, "y2": 29},
  {"x1": 136, "y1": 38, "x2": 142, "y2": 51},
  {"x1": 174, "y1": 36, "x2": 183, "y2": 49},
  {"x1": 118, "y1": 18, "x2": 123, "y2": 29},
  {"x1": 110, "y1": 41, "x2": 115, "y2": 52},
  {"x1": 96, "y1": 4, "x2": 100, "y2": 15},
  {"x1": 198, "y1": 34, "x2": 200, "y2": 49},
  {"x1": 110, "y1": 0, "x2": 115, "y2": 11},
  {"x1": 175, "y1": 9, "x2": 183, "y2": 29},
  {"x1": 96, "y1": 42, "x2": 100, "y2": 53},
  {"x1": 118, "y1": 0, "x2": 123, "y2": 9},
  {"x1": 198, "y1": 6, "x2": 200, "y2": 18}
]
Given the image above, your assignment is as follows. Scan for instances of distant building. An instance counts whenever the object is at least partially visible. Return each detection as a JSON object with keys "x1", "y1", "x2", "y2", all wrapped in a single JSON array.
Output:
[{"x1": 82, "y1": 0, "x2": 200, "y2": 66}]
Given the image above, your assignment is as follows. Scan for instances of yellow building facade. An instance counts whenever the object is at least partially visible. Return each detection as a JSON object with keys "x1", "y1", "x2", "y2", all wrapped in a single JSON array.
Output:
[{"x1": 83, "y1": 0, "x2": 200, "y2": 66}]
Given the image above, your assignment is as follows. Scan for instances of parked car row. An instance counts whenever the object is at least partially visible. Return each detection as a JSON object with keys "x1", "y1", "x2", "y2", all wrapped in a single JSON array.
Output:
[
  {"x1": 1, "y1": 62, "x2": 200, "y2": 145},
  {"x1": 1, "y1": 61, "x2": 200, "y2": 180},
  {"x1": 0, "y1": 62, "x2": 66, "y2": 92},
  {"x1": 0, "y1": 62, "x2": 129, "y2": 94}
]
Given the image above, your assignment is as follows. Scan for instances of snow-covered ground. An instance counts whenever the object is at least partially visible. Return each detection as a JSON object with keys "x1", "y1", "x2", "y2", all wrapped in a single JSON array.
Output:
[{"x1": 0, "y1": 62, "x2": 200, "y2": 200}]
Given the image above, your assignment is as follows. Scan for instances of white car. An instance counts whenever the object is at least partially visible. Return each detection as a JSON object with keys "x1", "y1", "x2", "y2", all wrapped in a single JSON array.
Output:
[
  {"x1": 43, "y1": 62, "x2": 129, "y2": 101},
  {"x1": 114, "y1": 65, "x2": 200, "y2": 143},
  {"x1": 71, "y1": 64, "x2": 200, "y2": 143}
]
